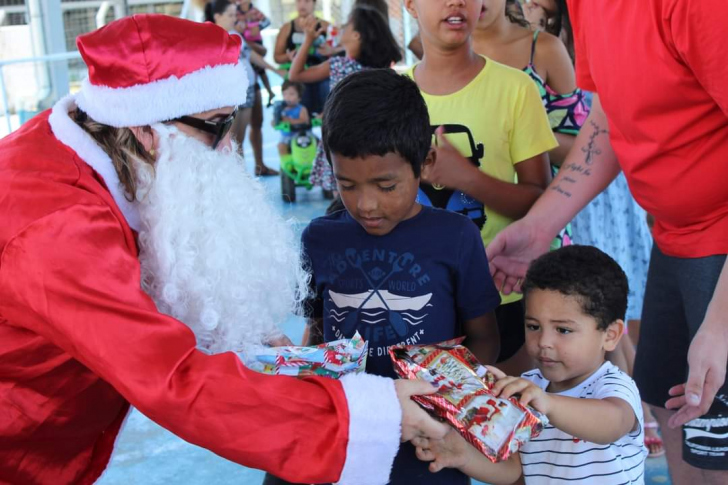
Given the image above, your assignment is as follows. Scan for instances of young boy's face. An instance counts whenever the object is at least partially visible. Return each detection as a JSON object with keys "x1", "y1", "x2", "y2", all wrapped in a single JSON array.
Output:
[
  {"x1": 331, "y1": 152, "x2": 425, "y2": 236},
  {"x1": 283, "y1": 87, "x2": 300, "y2": 106},
  {"x1": 524, "y1": 289, "x2": 623, "y2": 393},
  {"x1": 405, "y1": 0, "x2": 484, "y2": 50}
]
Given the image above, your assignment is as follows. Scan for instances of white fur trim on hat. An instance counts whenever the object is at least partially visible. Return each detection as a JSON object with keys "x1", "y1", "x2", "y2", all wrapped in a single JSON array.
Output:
[
  {"x1": 49, "y1": 95, "x2": 141, "y2": 230},
  {"x1": 336, "y1": 374, "x2": 401, "y2": 485},
  {"x1": 76, "y1": 63, "x2": 249, "y2": 128}
]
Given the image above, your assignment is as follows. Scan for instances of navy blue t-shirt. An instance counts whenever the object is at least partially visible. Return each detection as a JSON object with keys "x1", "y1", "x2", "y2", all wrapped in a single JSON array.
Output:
[{"x1": 302, "y1": 206, "x2": 500, "y2": 485}]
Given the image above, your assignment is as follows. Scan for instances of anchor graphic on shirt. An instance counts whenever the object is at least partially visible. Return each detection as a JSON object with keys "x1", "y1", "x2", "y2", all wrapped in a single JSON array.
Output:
[{"x1": 330, "y1": 250, "x2": 432, "y2": 338}]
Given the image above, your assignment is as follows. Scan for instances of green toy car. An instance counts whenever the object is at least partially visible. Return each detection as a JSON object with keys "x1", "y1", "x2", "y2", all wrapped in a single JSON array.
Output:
[{"x1": 274, "y1": 101, "x2": 323, "y2": 202}]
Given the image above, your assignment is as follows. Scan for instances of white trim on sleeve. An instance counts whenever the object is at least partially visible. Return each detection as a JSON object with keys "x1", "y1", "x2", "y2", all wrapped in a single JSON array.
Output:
[{"x1": 336, "y1": 373, "x2": 401, "y2": 485}]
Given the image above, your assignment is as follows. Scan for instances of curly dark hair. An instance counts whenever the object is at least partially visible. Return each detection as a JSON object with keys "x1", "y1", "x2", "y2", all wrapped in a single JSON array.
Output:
[
  {"x1": 522, "y1": 245, "x2": 629, "y2": 330},
  {"x1": 322, "y1": 69, "x2": 431, "y2": 177}
]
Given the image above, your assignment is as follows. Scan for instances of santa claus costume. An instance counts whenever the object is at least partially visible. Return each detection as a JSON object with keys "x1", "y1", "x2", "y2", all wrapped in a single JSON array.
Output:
[{"x1": 0, "y1": 14, "x2": 403, "y2": 485}]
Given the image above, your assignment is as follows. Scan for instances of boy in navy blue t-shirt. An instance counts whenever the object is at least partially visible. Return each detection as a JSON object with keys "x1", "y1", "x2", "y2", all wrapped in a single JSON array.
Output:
[{"x1": 301, "y1": 69, "x2": 501, "y2": 485}]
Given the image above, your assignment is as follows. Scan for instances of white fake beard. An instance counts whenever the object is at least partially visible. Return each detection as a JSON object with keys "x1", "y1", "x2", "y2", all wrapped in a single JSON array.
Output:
[{"x1": 134, "y1": 124, "x2": 310, "y2": 354}]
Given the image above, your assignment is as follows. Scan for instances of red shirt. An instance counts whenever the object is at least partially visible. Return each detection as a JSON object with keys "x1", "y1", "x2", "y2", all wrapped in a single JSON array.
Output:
[{"x1": 569, "y1": 0, "x2": 728, "y2": 258}]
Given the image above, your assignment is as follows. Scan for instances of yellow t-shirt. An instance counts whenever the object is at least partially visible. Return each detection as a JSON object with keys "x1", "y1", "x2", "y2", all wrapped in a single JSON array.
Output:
[{"x1": 407, "y1": 57, "x2": 557, "y2": 304}]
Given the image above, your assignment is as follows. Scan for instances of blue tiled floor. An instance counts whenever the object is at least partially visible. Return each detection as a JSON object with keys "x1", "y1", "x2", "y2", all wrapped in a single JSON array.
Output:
[{"x1": 97, "y1": 119, "x2": 672, "y2": 485}]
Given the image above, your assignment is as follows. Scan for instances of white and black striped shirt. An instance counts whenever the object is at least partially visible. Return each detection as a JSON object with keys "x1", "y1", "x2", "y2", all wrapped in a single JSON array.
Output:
[{"x1": 519, "y1": 362, "x2": 647, "y2": 484}]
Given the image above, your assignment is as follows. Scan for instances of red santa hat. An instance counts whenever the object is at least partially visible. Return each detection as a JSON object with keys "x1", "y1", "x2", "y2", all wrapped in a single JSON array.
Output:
[{"x1": 74, "y1": 14, "x2": 248, "y2": 128}]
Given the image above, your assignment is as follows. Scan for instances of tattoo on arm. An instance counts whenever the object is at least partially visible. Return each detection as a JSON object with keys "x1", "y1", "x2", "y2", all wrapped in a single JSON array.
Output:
[
  {"x1": 550, "y1": 121, "x2": 609, "y2": 198},
  {"x1": 581, "y1": 120, "x2": 609, "y2": 166}
]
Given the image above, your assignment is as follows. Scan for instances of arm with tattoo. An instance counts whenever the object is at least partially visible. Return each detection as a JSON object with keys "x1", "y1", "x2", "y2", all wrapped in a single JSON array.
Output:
[
  {"x1": 530, "y1": 94, "x2": 621, "y2": 236},
  {"x1": 487, "y1": 95, "x2": 623, "y2": 294}
]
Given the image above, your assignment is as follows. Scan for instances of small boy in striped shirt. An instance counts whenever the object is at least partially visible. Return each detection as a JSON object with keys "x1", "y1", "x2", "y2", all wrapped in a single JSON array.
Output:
[{"x1": 414, "y1": 245, "x2": 647, "y2": 484}]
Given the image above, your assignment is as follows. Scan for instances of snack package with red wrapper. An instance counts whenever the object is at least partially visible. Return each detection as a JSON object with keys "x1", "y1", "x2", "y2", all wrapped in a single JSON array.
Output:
[{"x1": 389, "y1": 338, "x2": 547, "y2": 462}]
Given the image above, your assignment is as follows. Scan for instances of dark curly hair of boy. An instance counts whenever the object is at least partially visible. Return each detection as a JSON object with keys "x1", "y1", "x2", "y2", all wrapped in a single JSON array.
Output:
[{"x1": 522, "y1": 245, "x2": 629, "y2": 331}]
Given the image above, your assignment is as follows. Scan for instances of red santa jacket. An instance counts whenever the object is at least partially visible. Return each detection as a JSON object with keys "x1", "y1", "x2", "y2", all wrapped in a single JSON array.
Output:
[{"x1": 0, "y1": 96, "x2": 401, "y2": 485}]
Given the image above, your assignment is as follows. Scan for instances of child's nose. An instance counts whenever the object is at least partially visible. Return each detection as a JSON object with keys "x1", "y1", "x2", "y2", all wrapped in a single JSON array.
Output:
[
  {"x1": 357, "y1": 189, "x2": 379, "y2": 213},
  {"x1": 538, "y1": 332, "x2": 554, "y2": 349}
]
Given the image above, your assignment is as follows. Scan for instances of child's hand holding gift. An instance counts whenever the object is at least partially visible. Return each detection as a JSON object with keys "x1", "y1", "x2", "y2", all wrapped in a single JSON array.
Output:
[
  {"x1": 413, "y1": 428, "x2": 472, "y2": 473},
  {"x1": 488, "y1": 365, "x2": 553, "y2": 415},
  {"x1": 413, "y1": 427, "x2": 522, "y2": 484}
]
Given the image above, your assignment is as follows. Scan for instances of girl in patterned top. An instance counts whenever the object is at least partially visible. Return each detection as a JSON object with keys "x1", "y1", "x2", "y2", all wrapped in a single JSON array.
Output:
[
  {"x1": 471, "y1": 0, "x2": 588, "y2": 253},
  {"x1": 472, "y1": 0, "x2": 588, "y2": 167},
  {"x1": 287, "y1": 5, "x2": 402, "y2": 193}
]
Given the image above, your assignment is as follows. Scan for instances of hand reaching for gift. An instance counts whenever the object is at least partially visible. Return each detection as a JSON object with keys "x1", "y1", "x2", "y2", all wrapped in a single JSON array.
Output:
[{"x1": 413, "y1": 428, "x2": 471, "y2": 473}]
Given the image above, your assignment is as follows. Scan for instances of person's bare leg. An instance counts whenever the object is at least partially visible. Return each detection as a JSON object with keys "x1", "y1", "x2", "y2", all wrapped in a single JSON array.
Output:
[
  {"x1": 250, "y1": 90, "x2": 277, "y2": 175},
  {"x1": 260, "y1": 71, "x2": 275, "y2": 105},
  {"x1": 232, "y1": 108, "x2": 252, "y2": 158},
  {"x1": 651, "y1": 407, "x2": 728, "y2": 485}
]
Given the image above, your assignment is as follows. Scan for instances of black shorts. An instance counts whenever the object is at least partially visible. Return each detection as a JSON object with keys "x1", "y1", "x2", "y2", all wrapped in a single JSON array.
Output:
[
  {"x1": 495, "y1": 299, "x2": 525, "y2": 363},
  {"x1": 634, "y1": 244, "x2": 728, "y2": 470}
]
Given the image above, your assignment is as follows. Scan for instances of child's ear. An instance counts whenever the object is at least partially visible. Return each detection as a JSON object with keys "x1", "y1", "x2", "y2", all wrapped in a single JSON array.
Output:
[
  {"x1": 404, "y1": 0, "x2": 418, "y2": 19},
  {"x1": 419, "y1": 147, "x2": 436, "y2": 179},
  {"x1": 602, "y1": 319, "x2": 624, "y2": 352}
]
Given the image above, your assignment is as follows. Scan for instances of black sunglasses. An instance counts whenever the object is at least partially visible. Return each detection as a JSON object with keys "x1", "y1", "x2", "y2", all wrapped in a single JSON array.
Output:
[{"x1": 171, "y1": 109, "x2": 238, "y2": 149}]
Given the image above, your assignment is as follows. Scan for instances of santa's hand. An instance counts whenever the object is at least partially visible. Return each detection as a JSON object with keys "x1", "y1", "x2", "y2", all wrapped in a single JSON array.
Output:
[
  {"x1": 422, "y1": 127, "x2": 478, "y2": 191},
  {"x1": 395, "y1": 379, "x2": 448, "y2": 442},
  {"x1": 487, "y1": 217, "x2": 553, "y2": 294},
  {"x1": 265, "y1": 334, "x2": 294, "y2": 347},
  {"x1": 414, "y1": 428, "x2": 470, "y2": 473}
]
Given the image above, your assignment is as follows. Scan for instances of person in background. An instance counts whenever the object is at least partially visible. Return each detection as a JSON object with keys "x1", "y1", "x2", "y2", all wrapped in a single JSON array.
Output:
[
  {"x1": 206, "y1": 0, "x2": 282, "y2": 167},
  {"x1": 404, "y1": 0, "x2": 556, "y2": 379},
  {"x1": 473, "y1": 0, "x2": 586, "y2": 167},
  {"x1": 487, "y1": 2, "x2": 728, "y2": 483},
  {"x1": 276, "y1": 80, "x2": 309, "y2": 158},
  {"x1": 234, "y1": 0, "x2": 280, "y2": 176},
  {"x1": 521, "y1": 0, "x2": 573, "y2": 59},
  {"x1": 274, "y1": 0, "x2": 332, "y2": 115},
  {"x1": 355, "y1": 0, "x2": 389, "y2": 19},
  {"x1": 288, "y1": 5, "x2": 402, "y2": 199},
  {"x1": 471, "y1": 0, "x2": 587, "y2": 253},
  {"x1": 236, "y1": 0, "x2": 276, "y2": 103},
  {"x1": 407, "y1": 0, "x2": 524, "y2": 60}
]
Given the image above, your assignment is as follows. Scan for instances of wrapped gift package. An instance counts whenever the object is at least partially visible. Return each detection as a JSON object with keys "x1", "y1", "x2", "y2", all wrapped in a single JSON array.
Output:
[
  {"x1": 243, "y1": 332, "x2": 368, "y2": 379},
  {"x1": 390, "y1": 338, "x2": 547, "y2": 462}
]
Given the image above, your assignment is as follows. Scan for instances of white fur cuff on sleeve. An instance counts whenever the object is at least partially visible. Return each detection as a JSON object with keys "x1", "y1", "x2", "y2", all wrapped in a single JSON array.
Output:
[{"x1": 336, "y1": 373, "x2": 402, "y2": 485}]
